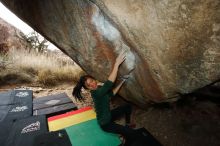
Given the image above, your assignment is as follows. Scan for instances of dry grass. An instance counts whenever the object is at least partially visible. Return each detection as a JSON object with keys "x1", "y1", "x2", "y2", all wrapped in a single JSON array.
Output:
[{"x1": 0, "y1": 48, "x2": 84, "y2": 86}]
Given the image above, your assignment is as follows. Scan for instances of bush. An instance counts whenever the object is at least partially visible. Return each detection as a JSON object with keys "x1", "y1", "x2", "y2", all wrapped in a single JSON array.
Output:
[
  {"x1": 0, "y1": 70, "x2": 33, "y2": 85},
  {"x1": 37, "y1": 70, "x2": 57, "y2": 86}
]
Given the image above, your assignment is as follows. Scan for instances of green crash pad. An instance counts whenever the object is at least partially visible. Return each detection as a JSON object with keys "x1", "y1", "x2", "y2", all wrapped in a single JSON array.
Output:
[{"x1": 65, "y1": 119, "x2": 121, "y2": 146}]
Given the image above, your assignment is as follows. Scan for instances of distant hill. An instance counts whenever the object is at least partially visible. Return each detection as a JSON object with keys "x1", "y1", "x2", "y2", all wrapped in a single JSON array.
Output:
[{"x1": 0, "y1": 17, "x2": 30, "y2": 53}]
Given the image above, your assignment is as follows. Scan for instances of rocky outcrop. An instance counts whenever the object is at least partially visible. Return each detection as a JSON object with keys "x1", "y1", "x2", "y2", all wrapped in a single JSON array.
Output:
[
  {"x1": 1, "y1": 0, "x2": 219, "y2": 107},
  {"x1": 0, "y1": 17, "x2": 30, "y2": 53}
]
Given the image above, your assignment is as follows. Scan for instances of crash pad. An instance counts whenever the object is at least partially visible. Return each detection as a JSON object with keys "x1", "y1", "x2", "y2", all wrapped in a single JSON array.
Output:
[
  {"x1": 33, "y1": 129, "x2": 72, "y2": 146},
  {"x1": 33, "y1": 92, "x2": 77, "y2": 116},
  {"x1": 131, "y1": 127, "x2": 163, "y2": 146},
  {"x1": 48, "y1": 107, "x2": 96, "y2": 131},
  {"x1": 65, "y1": 119, "x2": 121, "y2": 146},
  {"x1": 0, "y1": 90, "x2": 33, "y2": 122},
  {"x1": 0, "y1": 119, "x2": 14, "y2": 146},
  {"x1": 4, "y1": 115, "x2": 48, "y2": 146}
]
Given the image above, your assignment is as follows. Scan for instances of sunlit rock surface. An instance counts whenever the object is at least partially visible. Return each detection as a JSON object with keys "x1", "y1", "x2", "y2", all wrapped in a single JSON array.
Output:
[{"x1": 1, "y1": 0, "x2": 219, "y2": 107}]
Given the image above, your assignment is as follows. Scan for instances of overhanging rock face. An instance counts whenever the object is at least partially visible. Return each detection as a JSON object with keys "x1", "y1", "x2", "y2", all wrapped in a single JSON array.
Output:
[{"x1": 1, "y1": 0, "x2": 220, "y2": 107}]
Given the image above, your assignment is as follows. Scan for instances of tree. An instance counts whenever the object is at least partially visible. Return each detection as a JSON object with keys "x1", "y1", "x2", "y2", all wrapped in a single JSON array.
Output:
[{"x1": 16, "y1": 31, "x2": 48, "y2": 53}]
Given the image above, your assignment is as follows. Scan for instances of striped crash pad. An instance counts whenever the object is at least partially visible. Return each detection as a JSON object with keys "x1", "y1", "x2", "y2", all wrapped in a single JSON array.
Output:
[
  {"x1": 48, "y1": 107, "x2": 96, "y2": 131},
  {"x1": 48, "y1": 107, "x2": 121, "y2": 146}
]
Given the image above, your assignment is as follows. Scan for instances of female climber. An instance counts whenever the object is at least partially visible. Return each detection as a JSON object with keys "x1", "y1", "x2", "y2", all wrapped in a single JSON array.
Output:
[{"x1": 72, "y1": 50, "x2": 137, "y2": 146}]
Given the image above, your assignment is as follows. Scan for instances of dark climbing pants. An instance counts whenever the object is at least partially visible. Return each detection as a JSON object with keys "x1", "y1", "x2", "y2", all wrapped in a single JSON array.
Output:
[{"x1": 100, "y1": 104, "x2": 137, "y2": 146}]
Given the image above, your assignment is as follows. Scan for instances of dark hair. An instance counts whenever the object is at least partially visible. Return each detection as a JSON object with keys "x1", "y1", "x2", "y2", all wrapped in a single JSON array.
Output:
[{"x1": 72, "y1": 75, "x2": 93, "y2": 101}]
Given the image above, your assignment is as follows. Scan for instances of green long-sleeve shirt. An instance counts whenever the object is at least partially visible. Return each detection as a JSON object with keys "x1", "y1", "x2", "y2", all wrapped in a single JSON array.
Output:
[{"x1": 91, "y1": 80, "x2": 114, "y2": 125}]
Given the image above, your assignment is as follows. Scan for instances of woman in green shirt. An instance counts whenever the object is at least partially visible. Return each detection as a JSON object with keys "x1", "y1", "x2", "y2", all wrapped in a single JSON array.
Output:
[{"x1": 73, "y1": 50, "x2": 137, "y2": 146}]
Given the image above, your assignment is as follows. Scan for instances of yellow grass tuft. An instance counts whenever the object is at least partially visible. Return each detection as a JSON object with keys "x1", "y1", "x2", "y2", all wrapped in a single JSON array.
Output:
[{"x1": 0, "y1": 48, "x2": 84, "y2": 86}]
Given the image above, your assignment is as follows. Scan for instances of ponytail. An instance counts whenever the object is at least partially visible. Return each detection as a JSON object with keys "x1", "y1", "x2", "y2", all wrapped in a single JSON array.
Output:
[{"x1": 72, "y1": 75, "x2": 93, "y2": 101}]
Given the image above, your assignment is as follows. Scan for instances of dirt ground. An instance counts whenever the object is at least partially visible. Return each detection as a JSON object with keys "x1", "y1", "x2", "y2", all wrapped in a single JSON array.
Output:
[{"x1": 1, "y1": 83, "x2": 220, "y2": 146}]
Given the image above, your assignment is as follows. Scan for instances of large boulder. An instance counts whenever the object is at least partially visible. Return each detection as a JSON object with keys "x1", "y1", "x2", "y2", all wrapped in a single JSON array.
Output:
[{"x1": 1, "y1": 0, "x2": 219, "y2": 107}]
